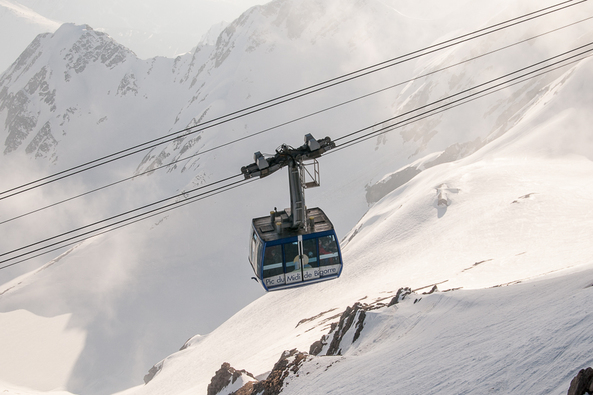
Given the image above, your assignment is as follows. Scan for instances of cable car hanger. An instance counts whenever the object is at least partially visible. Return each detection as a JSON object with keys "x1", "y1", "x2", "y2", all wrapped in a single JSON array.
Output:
[
  {"x1": 242, "y1": 134, "x2": 343, "y2": 291},
  {"x1": 242, "y1": 133, "x2": 335, "y2": 230}
]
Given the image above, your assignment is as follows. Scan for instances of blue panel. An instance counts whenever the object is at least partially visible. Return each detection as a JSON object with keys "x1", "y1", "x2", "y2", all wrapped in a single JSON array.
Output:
[{"x1": 256, "y1": 228, "x2": 343, "y2": 292}]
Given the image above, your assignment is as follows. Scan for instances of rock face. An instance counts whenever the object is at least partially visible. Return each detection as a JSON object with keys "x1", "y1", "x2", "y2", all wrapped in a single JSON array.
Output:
[
  {"x1": 310, "y1": 287, "x2": 415, "y2": 357},
  {"x1": 207, "y1": 362, "x2": 257, "y2": 395},
  {"x1": 247, "y1": 349, "x2": 308, "y2": 395},
  {"x1": 143, "y1": 362, "x2": 163, "y2": 385},
  {"x1": 323, "y1": 302, "x2": 371, "y2": 356},
  {"x1": 567, "y1": 368, "x2": 593, "y2": 395},
  {"x1": 0, "y1": 24, "x2": 135, "y2": 160},
  {"x1": 0, "y1": 22, "x2": 210, "y2": 167},
  {"x1": 208, "y1": 350, "x2": 308, "y2": 395},
  {"x1": 209, "y1": 287, "x2": 424, "y2": 394},
  {"x1": 388, "y1": 287, "x2": 413, "y2": 307}
]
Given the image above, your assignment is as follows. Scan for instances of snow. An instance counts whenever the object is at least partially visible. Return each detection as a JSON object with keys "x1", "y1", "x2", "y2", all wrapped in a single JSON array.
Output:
[
  {"x1": 198, "y1": 22, "x2": 230, "y2": 47},
  {"x1": 1, "y1": 0, "x2": 593, "y2": 394},
  {"x1": 0, "y1": 380, "x2": 75, "y2": 395},
  {"x1": 280, "y1": 267, "x2": 593, "y2": 394},
  {"x1": 0, "y1": 0, "x2": 269, "y2": 72},
  {"x1": 126, "y1": 59, "x2": 593, "y2": 391},
  {"x1": 0, "y1": 310, "x2": 85, "y2": 391}
]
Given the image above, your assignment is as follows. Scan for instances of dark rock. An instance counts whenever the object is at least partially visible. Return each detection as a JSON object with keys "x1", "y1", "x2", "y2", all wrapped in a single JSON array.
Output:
[
  {"x1": 352, "y1": 309, "x2": 366, "y2": 343},
  {"x1": 207, "y1": 362, "x2": 255, "y2": 395},
  {"x1": 232, "y1": 381, "x2": 256, "y2": 395},
  {"x1": 423, "y1": 285, "x2": 438, "y2": 294},
  {"x1": 388, "y1": 287, "x2": 412, "y2": 307},
  {"x1": 365, "y1": 166, "x2": 421, "y2": 205},
  {"x1": 326, "y1": 303, "x2": 365, "y2": 356},
  {"x1": 309, "y1": 340, "x2": 324, "y2": 356},
  {"x1": 143, "y1": 361, "x2": 163, "y2": 384},
  {"x1": 567, "y1": 367, "x2": 593, "y2": 395},
  {"x1": 208, "y1": 363, "x2": 233, "y2": 395},
  {"x1": 228, "y1": 349, "x2": 309, "y2": 395},
  {"x1": 254, "y1": 349, "x2": 307, "y2": 395},
  {"x1": 231, "y1": 287, "x2": 423, "y2": 393},
  {"x1": 309, "y1": 302, "x2": 375, "y2": 357},
  {"x1": 309, "y1": 287, "x2": 419, "y2": 358},
  {"x1": 25, "y1": 121, "x2": 58, "y2": 160}
]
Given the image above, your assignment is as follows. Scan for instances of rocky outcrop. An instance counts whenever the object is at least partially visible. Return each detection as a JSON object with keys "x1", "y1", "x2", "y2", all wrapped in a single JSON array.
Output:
[
  {"x1": 365, "y1": 166, "x2": 422, "y2": 205},
  {"x1": 309, "y1": 287, "x2": 417, "y2": 357},
  {"x1": 309, "y1": 302, "x2": 367, "y2": 357},
  {"x1": 568, "y1": 367, "x2": 593, "y2": 395},
  {"x1": 209, "y1": 349, "x2": 308, "y2": 395},
  {"x1": 143, "y1": 361, "x2": 163, "y2": 385},
  {"x1": 388, "y1": 287, "x2": 413, "y2": 307},
  {"x1": 62, "y1": 24, "x2": 131, "y2": 77},
  {"x1": 247, "y1": 349, "x2": 308, "y2": 395},
  {"x1": 207, "y1": 362, "x2": 256, "y2": 395},
  {"x1": 324, "y1": 302, "x2": 371, "y2": 356},
  {"x1": 210, "y1": 287, "x2": 422, "y2": 394}
]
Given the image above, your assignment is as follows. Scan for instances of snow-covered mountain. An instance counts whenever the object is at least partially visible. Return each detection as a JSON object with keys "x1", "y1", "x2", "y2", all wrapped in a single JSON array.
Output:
[
  {"x1": 0, "y1": 0, "x2": 268, "y2": 73},
  {"x1": 1, "y1": 0, "x2": 592, "y2": 394},
  {"x1": 125, "y1": 46, "x2": 593, "y2": 395}
]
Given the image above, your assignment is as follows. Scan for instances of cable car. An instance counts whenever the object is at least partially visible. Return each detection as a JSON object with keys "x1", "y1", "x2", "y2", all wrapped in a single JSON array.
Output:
[
  {"x1": 249, "y1": 207, "x2": 342, "y2": 291},
  {"x1": 242, "y1": 134, "x2": 343, "y2": 291}
]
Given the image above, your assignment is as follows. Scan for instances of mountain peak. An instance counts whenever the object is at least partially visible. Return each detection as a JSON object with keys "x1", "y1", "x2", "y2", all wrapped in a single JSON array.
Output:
[{"x1": 0, "y1": 22, "x2": 138, "y2": 159}]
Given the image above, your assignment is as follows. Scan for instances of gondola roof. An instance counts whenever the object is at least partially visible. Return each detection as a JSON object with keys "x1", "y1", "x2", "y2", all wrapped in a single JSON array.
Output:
[{"x1": 252, "y1": 207, "x2": 335, "y2": 242}]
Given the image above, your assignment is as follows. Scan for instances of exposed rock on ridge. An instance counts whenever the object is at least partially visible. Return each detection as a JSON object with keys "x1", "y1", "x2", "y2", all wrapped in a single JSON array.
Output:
[
  {"x1": 210, "y1": 287, "x2": 424, "y2": 395},
  {"x1": 208, "y1": 350, "x2": 307, "y2": 395},
  {"x1": 207, "y1": 362, "x2": 257, "y2": 395},
  {"x1": 568, "y1": 367, "x2": 593, "y2": 395}
]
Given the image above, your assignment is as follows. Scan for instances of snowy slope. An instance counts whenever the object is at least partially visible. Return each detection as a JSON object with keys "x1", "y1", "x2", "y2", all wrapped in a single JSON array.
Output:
[
  {"x1": 0, "y1": 380, "x2": 75, "y2": 395},
  {"x1": 262, "y1": 267, "x2": 593, "y2": 394},
  {"x1": 0, "y1": 0, "x2": 443, "y2": 390},
  {"x1": 127, "y1": 54, "x2": 593, "y2": 395},
  {"x1": 1, "y1": 0, "x2": 593, "y2": 394},
  {"x1": 0, "y1": 22, "x2": 199, "y2": 281},
  {"x1": 0, "y1": 309, "x2": 84, "y2": 392}
]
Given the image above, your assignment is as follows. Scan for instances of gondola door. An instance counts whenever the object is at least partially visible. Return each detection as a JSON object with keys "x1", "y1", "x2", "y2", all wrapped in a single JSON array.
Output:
[{"x1": 283, "y1": 235, "x2": 320, "y2": 286}]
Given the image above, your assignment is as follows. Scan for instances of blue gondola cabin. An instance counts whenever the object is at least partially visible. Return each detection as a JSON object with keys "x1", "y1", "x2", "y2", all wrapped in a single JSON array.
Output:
[{"x1": 249, "y1": 207, "x2": 343, "y2": 291}]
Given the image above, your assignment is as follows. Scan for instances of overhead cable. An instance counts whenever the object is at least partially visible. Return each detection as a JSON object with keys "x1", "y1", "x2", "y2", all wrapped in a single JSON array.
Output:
[
  {"x1": 3, "y1": 13, "x2": 593, "y2": 226},
  {"x1": 332, "y1": 54, "x2": 593, "y2": 152},
  {"x1": 0, "y1": 175, "x2": 245, "y2": 267},
  {"x1": 1, "y1": 41, "x2": 590, "y2": 269},
  {"x1": 0, "y1": 0, "x2": 585, "y2": 200},
  {"x1": 0, "y1": 178, "x2": 255, "y2": 271},
  {"x1": 333, "y1": 42, "x2": 593, "y2": 145}
]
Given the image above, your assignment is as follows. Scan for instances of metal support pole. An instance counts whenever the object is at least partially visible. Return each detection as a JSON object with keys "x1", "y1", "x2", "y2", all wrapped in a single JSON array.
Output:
[{"x1": 288, "y1": 160, "x2": 306, "y2": 230}]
